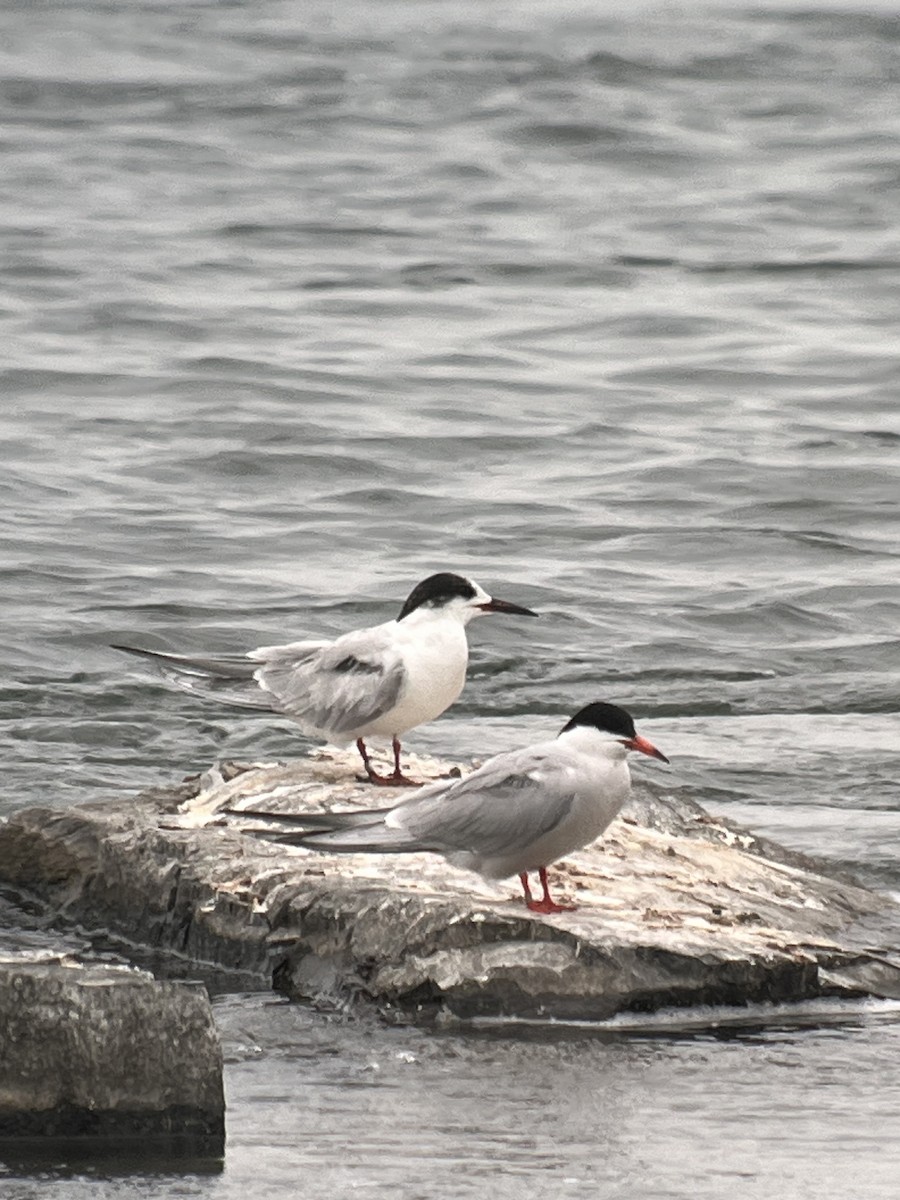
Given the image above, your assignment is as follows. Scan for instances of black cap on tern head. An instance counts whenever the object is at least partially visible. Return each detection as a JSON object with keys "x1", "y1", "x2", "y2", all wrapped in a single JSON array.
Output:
[
  {"x1": 560, "y1": 701, "x2": 637, "y2": 739},
  {"x1": 560, "y1": 701, "x2": 670, "y2": 763},
  {"x1": 397, "y1": 573, "x2": 478, "y2": 621}
]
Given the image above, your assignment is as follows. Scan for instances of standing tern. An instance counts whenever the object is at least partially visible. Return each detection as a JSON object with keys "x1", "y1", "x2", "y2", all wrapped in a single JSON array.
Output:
[
  {"x1": 228, "y1": 701, "x2": 669, "y2": 914},
  {"x1": 113, "y1": 572, "x2": 537, "y2": 786}
]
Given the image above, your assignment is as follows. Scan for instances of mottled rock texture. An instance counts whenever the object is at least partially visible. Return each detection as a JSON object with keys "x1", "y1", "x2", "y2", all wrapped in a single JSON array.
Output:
[
  {"x1": 0, "y1": 954, "x2": 224, "y2": 1140},
  {"x1": 0, "y1": 749, "x2": 898, "y2": 1021}
]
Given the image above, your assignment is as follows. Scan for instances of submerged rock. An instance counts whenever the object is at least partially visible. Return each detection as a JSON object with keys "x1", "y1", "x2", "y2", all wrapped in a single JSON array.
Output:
[
  {"x1": 0, "y1": 749, "x2": 898, "y2": 1022},
  {"x1": 0, "y1": 952, "x2": 224, "y2": 1142}
]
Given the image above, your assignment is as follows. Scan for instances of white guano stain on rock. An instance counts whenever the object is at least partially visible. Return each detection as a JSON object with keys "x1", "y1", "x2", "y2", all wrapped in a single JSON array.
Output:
[{"x1": 0, "y1": 747, "x2": 898, "y2": 1023}]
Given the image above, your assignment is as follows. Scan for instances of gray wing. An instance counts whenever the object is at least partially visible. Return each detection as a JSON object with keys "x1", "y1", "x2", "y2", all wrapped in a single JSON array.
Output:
[
  {"x1": 226, "y1": 745, "x2": 575, "y2": 858},
  {"x1": 391, "y1": 746, "x2": 576, "y2": 859},
  {"x1": 249, "y1": 625, "x2": 406, "y2": 736}
]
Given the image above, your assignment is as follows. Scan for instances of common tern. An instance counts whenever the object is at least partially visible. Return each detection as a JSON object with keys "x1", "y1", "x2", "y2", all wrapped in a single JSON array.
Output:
[
  {"x1": 113, "y1": 572, "x2": 537, "y2": 786},
  {"x1": 228, "y1": 701, "x2": 669, "y2": 914}
]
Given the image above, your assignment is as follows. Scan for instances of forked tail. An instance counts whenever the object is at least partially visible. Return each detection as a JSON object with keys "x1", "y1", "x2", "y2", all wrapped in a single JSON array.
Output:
[{"x1": 112, "y1": 643, "x2": 274, "y2": 711}]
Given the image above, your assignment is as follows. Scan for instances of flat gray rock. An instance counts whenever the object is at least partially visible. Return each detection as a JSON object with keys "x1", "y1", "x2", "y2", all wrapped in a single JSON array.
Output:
[
  {"x1": 0, "y1": 748, "x2": 898, "y2": 1022},
  {"x1": 0, "y1": 952, "x2": 224, "y2": 1142}
]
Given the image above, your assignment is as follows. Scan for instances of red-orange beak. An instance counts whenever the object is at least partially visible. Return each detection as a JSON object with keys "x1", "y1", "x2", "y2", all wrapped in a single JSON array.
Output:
[{"x1": 623, "y1": 735, "x2": 669, "y2": 764}]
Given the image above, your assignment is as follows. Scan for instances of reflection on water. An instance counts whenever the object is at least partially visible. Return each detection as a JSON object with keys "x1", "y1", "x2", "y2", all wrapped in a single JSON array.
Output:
[
  {"x1": 209, "y1": 995, "x2": 900, "y2": 1200},
  {"x1": 3, "y1": 993, "x2": 899, "y2": 1199},
  {"x1": 0, "y1": 1140, "x2": 224, "y2": 1183}
]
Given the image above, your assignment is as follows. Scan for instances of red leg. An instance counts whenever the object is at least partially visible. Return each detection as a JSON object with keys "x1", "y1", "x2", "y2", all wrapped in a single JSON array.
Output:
[
  {"x1": 522, "y1": 866, "x2": 577, "y2": 914},
  {"x1": 356, "y1": 738, "x2": 421, "y2": 787},
  {"x1": 388, "y1": 736, "x2": 421, "y2": 786},
  {"x1": 518, "y1": 872, "x2": 534, "y2": 906}
]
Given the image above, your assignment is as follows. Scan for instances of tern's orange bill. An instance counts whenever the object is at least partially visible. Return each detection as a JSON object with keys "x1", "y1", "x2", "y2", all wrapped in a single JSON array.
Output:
[{"x1": 624, "y1": 734, "x2": 669, "y2": 764}]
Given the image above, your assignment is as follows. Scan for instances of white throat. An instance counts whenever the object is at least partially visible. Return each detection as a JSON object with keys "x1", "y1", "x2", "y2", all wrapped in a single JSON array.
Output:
[{"x1": 558, "y1": 723, "x2": 629, "y2": 761}]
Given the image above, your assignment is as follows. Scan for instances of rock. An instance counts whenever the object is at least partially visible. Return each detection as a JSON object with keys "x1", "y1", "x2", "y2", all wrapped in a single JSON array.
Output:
[
  {"x1": 0, "y1": 748, "x2": 898, "y2": 1022},
  {"x1": 0, "y1": 952, "x2": 225, "y2": 1142}
]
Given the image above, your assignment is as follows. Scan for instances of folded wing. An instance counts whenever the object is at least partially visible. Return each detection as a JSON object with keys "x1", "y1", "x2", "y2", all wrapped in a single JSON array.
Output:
[
  {"x1": 230, "y1": 747, "x2": 577, "y2": 860},
  {"x1": 391, "y1": 753, "x2": 575, "y2": 859},
  {"x1": 250, "y1": 627, "x2": 407, "y2": 737},
  {"x1": 115, "y1": 626, "x2": 407, "y2": 738}
]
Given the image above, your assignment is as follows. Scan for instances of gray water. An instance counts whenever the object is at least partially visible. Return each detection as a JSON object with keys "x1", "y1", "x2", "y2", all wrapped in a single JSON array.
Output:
[{"x1": 2, "y1": 0, "x2": 900, "y2": 1195}]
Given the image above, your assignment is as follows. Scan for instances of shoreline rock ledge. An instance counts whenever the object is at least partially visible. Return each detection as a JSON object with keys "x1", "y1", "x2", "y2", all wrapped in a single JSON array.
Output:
[
  {"x1": 1, "y1": 750, "x2": 898, "y2": 1022},
  {"x1": 0, "y1": 952, "x2": 224, "y2": 1142}
]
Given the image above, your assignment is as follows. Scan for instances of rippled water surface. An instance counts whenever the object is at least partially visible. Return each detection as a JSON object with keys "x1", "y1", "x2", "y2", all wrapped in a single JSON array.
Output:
[
  {"x1": 4, "y1": 995, "x2": 900, "y2": 1199},
  {"x1": 2, "y1": 0, "x2": 899, "y2": 1195}
]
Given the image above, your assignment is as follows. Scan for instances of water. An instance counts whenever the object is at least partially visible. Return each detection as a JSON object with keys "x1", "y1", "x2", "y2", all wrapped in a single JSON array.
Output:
[
  {"x1": 2, "y1": 0, "x2": 900, "y2": 1195},
  {"x1": 3, "y1": 995, "x2": 900, "y2": 1199}
]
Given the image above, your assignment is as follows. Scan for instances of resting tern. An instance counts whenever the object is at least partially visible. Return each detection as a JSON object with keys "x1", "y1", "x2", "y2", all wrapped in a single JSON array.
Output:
[
  {"x1": 113, "y1": 571, "x2": 537, "y2": 786},
  {"x1": 229, "y1": 701, "x2": 669, "y2": 914}
]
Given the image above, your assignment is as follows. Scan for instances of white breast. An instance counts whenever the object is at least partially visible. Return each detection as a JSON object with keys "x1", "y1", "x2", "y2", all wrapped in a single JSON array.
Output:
[{"x1": 365, "y1": 613, "x2": 469, "y2": 736}]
